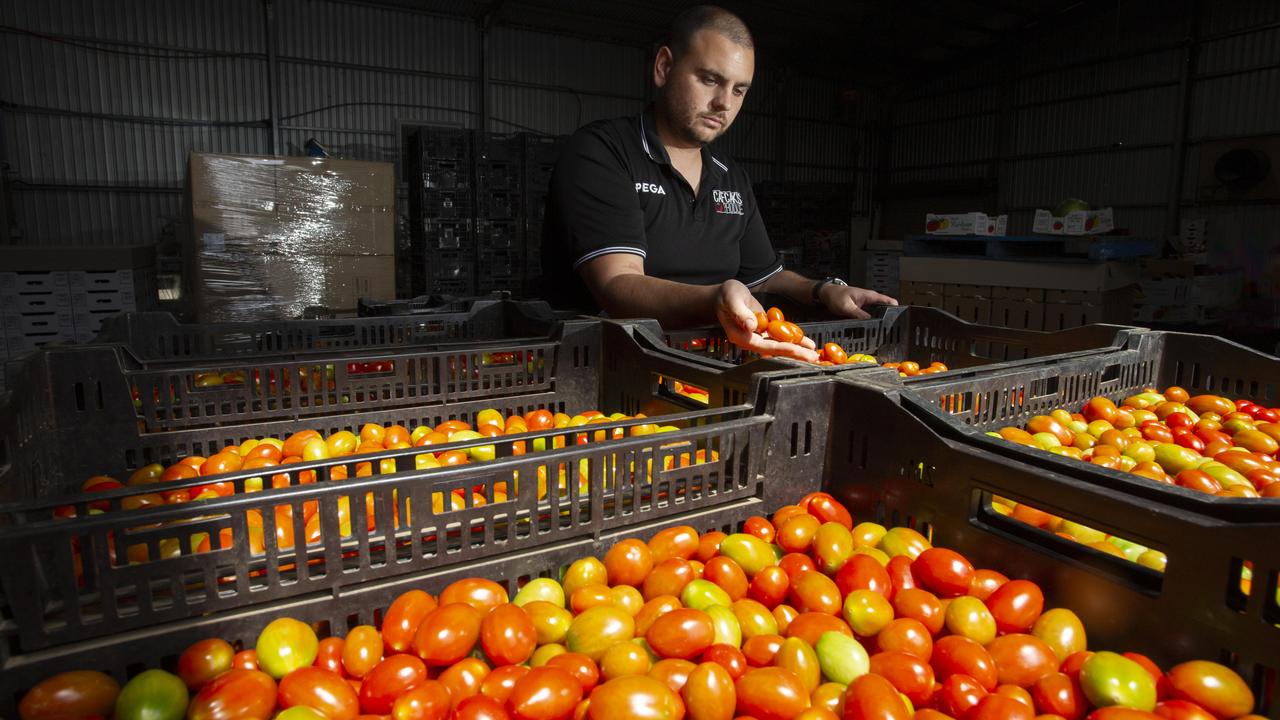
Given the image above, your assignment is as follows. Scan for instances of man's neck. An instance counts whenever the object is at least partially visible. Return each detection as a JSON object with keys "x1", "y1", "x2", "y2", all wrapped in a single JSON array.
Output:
[{"x1": 654, "y1": 113, "x2": 703, "y2": 164}]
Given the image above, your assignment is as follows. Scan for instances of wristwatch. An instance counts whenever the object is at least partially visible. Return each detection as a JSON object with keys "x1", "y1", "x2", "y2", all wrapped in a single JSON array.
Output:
[{"x1": 812, "y1": 276, "x2": 848, "y2": 302}]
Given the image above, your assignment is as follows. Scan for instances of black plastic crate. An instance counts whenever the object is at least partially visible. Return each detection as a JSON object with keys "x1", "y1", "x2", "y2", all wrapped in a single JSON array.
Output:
[
  {"x1": 0, "y1": 323, "x2": 819, "y2": 655},
  {"x1": 478, "y1": 248, "x2": 524, "y2": 280},
  {"x1": 0, "y1": 497, "x2": 782, "y2": 716},
  {"x1": 478, "y1": 189, "x2": 520, "y2": 220},
  {"x1": 409, "y1": 127, "x2": 471, "y2": 162},
  {"x1": 892, "y1": 330, "x2": 1280, "y2": 522},
  {"x1": 417, "y1": 189, "x2": 473, "y2": 221},
  {"x1": 662, "y1": 304, "x2": 1138, "y2": 376},
  {"x1": 426, "y1": 250, "x2": 475, "y2": 287},
  {"x1": 357, "y1": 293, "x2": 523, "y2": 318},
  {"x1": 820, "y1": 374, "x2": 1279, "y2": 708},
  {"x1": 416, "y1": 158, "x2": 471, "y2": 191},
  {"x1": 417, "y1": 218, "x2": 473, "y2": 251},
  {"x1": 477, "y1": 132, "x2": 524, "y2": 163},
  {"x1": 476, "y1": 219, "x2": 521, "y2": 250}
]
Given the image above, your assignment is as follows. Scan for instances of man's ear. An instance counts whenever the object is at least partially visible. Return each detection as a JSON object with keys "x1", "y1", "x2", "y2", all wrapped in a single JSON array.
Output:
[{"x1": 653, "y1": 46, "x2": 674, "y2": 88}]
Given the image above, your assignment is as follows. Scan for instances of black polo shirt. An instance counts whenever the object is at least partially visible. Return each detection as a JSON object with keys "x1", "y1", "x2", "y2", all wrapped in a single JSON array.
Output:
[{"x1": 541, "y1": 109, "x2": 782, "y2": 312}]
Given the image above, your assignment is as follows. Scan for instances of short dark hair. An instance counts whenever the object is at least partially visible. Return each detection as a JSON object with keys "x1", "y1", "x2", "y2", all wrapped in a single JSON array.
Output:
[{"x1": 665, "y1": 5, "x2": 755, "y2": 61}]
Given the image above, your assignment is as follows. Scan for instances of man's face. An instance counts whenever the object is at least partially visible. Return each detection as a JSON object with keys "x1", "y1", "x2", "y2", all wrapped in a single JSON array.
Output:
[{"x1": 655, "y1": 29, "x2": 754, "y2": 147}]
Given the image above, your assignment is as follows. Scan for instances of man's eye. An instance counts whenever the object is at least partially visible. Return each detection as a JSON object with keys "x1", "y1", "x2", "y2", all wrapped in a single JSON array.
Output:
[
  {"x1": 733, "y1": 88, "x2": 745, "y2": 97},
  {"x1": 702, "y1": 76, "x2": 716, "y2": 85}
]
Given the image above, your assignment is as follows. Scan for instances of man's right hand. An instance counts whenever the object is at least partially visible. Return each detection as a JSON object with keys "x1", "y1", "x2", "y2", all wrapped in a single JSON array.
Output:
[{"x1": 716, "y1": 280, "x2": 819, "y2": 363}]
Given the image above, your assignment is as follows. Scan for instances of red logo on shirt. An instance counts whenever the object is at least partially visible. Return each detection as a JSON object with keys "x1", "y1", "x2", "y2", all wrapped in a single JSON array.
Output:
[{"x1": 712, "y1": 189, "x2": 744, "y2": 215}]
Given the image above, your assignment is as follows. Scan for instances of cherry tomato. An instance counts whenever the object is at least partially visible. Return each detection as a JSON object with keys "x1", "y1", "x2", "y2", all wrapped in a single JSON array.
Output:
[
  {"x1": 648, "y1": 526, "x2": 700, "y2": 564},
  {"x1": 893, "y1": 588, "x2": 944, "y2": 636},
  {"x1": 834, "y1": 554, "x2": 891, "y2": 598},
  {"x1": 257, "y1": 618, "x2": 320, "y2": 679},
  {"x1": 875, "y1": 618, "x2": 933, "y2": 660},
  {"x1": 382, "y1": 590, "x2": 438, "y2": 653},
  {"x1": 644, "y1": 559, "x2": 696, "y2": 601},
  {"x1": 1166, "y1": 661, "x2": 1254, "y2": 720},
  {"x1": 784, "y1": 613, "x2": 853, "y2": 648},
  {"x1": 986, "y1": 634, "x2": 1060, "y2": 688},
  {"x1": 735, "y1": 667, "x2": 811, "y2": 720},
  {"x1": 842, "y1": 673, "x2": 911, "y2": 720},
  {"x1": 885, "y1": 556, "x2": 916, "y2": 600},
  {"x1": 482, "y1": 604, "x2": 538, "y2": 666},
  {"x1": 869, "y1": 651, "x2": 936, "y2": 707},
  {"x1": 704, "y1": 557, "x2": 750, "y2": 601},
  {"x1": 749, "y1": 566, "x2": 791, "y2": 608},
  {"x1": 392, "y1": 680, "x2": 452, "y2": 720},
  {"x1": 177, "y1": 638, "x2": 236, "y2": 690},
  {"x1": 911, "y1": 548, "x2": 975, "y2": 598},
  {"x1": 187, "y1": 668, "x2": 277, "y2": 720},
  {"x1": 457, "y1": 695, "x2": 513, "y2": 720},
  {"x1": 789, "y1": 571, "x2": 843, "y2": 615},
  {"x1": 439, "y1": 658, "x2": 491, "y2": 708},
  {"x1": 649, "y1": 659, "x2": 697, "y2": 695},
  {"x1": 777, "y1": 514, "x2": 821, "y2": 554},
  {"x1": 806, "y1": 495, "x2": 854, "y2": 529},
  {"x1": 984, "y1": 579, "x2": 1045, "y2": 634},
  {"x1": 342, "y1": 626, "x2": 384, "y2": 678},
  {"x1": 547, "y1": 653, "x2": 601, "y2": 694},
  {"x1": 1152, "y1": 699, "x2": 1216, "y2": 720},
  {"x1": 1033, "y1": 672, "x2": 1088, "y2": 720},
  {"x1": 682, "y1": 662, "x2": 736, "y2": 720},
  {"x1": 605, "y1": 539, "x2": 655, "y2": 587},
  {"x1": 937, "y1": 674, "x2": 988, "y2": 718},
  {"x1": 647, "y1": 609, "x2": 716, "y2": 660},
  {"x1": 744, "y1": 516, "x2": 776, "y2": 543},
  {"x1": 233, "y1": 649, "x2": 259, "y2": 671},
  {"x1": 360, "y1": 655, "x2": 428, "y2": 715},
  {"x1": 742, "y1": 634, "x2": 786, "y2": 667},
  {"x1": 315, "y1": 637, "x2": 347, "y2": 676},
  {"x1": 702, "y1": 644, "x2": 749, "y2": 680},
  {"x1": 932, "y1": 635, "x2": 998, "y2": 691},
  {"x1": 440, "y1": 578, "x2": 509, "y2": 614},
  {"x1": 586, "y1": 675, "x2": 683, "y2": 720},
  {"x1": 778, "y1": 553, "x2": 817, "y2": 579},
  {"x1": 507, "y1": 667, "x2": 583, "y2": 720},
  {"x1": 414, "y1": 603, "x2": 483, "y2": 666},
  {"x1": 969, "y1": 693, "x2": 1034, "y2": 720},
  {"x1": 482, "y1": 666, "x2": 531, "y2": 704},
  {"x1": 279, "y1": 667, "x2": 360, "y2": 720},
  {"x1": 18, "y1": 670, "x2": 120, "y2": 720}
]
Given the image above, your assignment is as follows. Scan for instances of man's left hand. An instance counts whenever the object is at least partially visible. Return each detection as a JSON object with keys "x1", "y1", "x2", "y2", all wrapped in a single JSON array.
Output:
[{"x1": 820, "y1": 285, "x2": 899, "y2": 320}]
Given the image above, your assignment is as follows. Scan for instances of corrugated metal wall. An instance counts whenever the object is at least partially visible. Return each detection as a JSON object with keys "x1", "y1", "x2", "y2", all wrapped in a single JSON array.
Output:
[
  {"x1": 0, "y1": 0, "x2": 865, "y2": 246},
  {"x1": 888, "y1": 0, "x2": 1280, "y2": 240}
]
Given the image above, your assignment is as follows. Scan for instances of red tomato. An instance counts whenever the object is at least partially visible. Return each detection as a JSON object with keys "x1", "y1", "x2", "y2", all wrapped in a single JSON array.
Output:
[
  {"x1": 507, "y1": 667, "x2": 583, "y2": 720},
  {"x1": 547, "y1": 653, "x2": 601, "y2": 694},
  {"x1": 648, "y1": 526, "x2": 700, "y2": 564},
  {"x1": 704, "y1": 557, "x2": 750, "y2": 601},
  {"x1": 744, "y1": 516, "x2": 776, "y2": 543},
  {"x1": 360, "y1": 655, "x2": 428, "y2": 715},
  {"x1": 742, "y1": 635, "x2": 786, "y2": 667},
  {"x1": 735, "y1": 667, "x2": 811, "y2": 720},
  {"x1": 383, "y1": 590, "x2": 438, "y2": 653},
  {"x1": 875, "y1": 618, "x2": 933, "y2": 660},
  {"x1": 481, "y1": 666, "x2": 531, "y2": 704},
  {"x1": 1032, "y1": 673, "x2": 1087, "y2": 720},
  {"x1": 937, "y1": 674, "x2": 988, "y2": 718},
  {"x1": 1165, "y1": 661, "x2": 1255, "y2": 720},
  {"x1": 586, "y1": 676, "x2": 683, "y2": 720},
  {"x1": 806, "y1": 495, "x2": 853, "y2": 529},
  {"x1": 834, "y1": 554, "x2": 891, "y2": 598},
  {"x1": 605, "y1": 539, "x2": 655, "y2": 587},
  {"x1": 969, "y1": 693, "x2": 1034, "y2": 720},
  {"x1": 646, "y1": 609, "x2": 717, "y2": 660},
  {"x1": 783, "y1": 613, "x2": 853, "y2": 648},
  {"x1": 870, "y1": 651, "x2": 936, "y2": 707},
  {"x1": 649, "y1": 659, "x2": 697, "y2": 695},
  {"x1": 457, "y1": 695, "x2": 513, "y2": 720},
  {"x1": 932, "y1": 636, "x2": 998, "y2": 691},
  {"x1": 778, "y1": 553, "x2": 817, "y2": 579},
  {"x1": 1087, "y1": 709, "x2": 1163, "y2": 720},
  {"x1": 702, "y1": 644, "x2": 749, "y2": 681},
  {"x1": 1060, "y1": 652, "x2": 1093, "y2": 681},
  {"x1": 188, "y1": 669, "x2": 278, "y2": 720},
  {"x1": 315, "y1": 637, "x2": 347, "y2": 676},
  {"x1": 440, "y1": 579, "x2": 509, "y2": 614},
  {"x1": 986, "y1": 634, "x2": 1059, "y2": 688},
  {"x1": 777, "y1": 514, "x2": 821, "y2": 554},
  {"x1": 911, "y1": 548, "x2": 975, "y2": 598},
  {"x1": 1153, "y1": 700, "x2": 1217, "y2": 720},
  {"x1": 749, "y1": 567, "x2": 791, "y2": 609},
  {"x1": 233, "y1": 649, "x2": 259, "y2": 671},
  {"x1": 342, "y1": 626, "x2": 384, "y2": 679},
  {"x1": 698, "y1": 532, "x2": 727, "y2": 562},
  {"x1": 1122, "y1": 653, "x2": 1171, "y2": 701},
  {"x1": 644, "y1": 559, "x2": 696, "y2": 601},
  {"x1": 984, "y1": 580, "x2": 1044, "y2": 634},
  {"x1": 429, "y1": 661, "x2": 484, "y2": 708},
  {"x1": 18, "y1": 670, "x2": 120, "y2": 720},
  {"x1": 415, "y1": 603, "x2": 483, "y2": 666},
  {"x1": 392, "y1": 680, "x2": 453, "y2": 720},
  {"x1": 481, "y1": 604, "x2": 537, "y2": 666},
  {"x1": 893, "y1": 588, "x2": 944, "y2": 636},
  {"x1": 682, "y1": 662, "x2": 735, "y2": 720},
  {"x1": 177, "y1": 638, "x2": 236, "y2": 690},
  {"x1": 885, "y1": 556, "x2": 916, "y2": 600},
  {"x1": 842, "y1": 673, "x2": 912, "y2": 720},
  {"x1": 789, "y1": 571, "x2": 843, "y2": 615},
  {"x1": 279, "y1": 667, "x2": 360, "y2": 720}
]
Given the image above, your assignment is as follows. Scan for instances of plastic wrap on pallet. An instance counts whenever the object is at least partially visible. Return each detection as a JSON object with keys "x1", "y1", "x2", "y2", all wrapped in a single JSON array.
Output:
[{"x1": 187, "y1": 153, "x2": 396, "y2": 323}]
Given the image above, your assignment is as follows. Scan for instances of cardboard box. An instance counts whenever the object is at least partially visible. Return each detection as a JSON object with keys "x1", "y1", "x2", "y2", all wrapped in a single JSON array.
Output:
[
  {"x1": 1041, "y1": 288, "x2": 1135, "y2": 331},
  {"x1": 187, "y1": 153, "x2": 396, "y2": 322},
  {"x1": 944, "y1": 295, "x2": 992, "y2": 325},
  {"x1": 990, "y1": 287, "x2": 1046, "y2": 302},
  {"x1": 1032, "y1": 207, "x2": 1115, "y2": 236},
  {"x1": 991, "y1": 300, "x2": 1045, "y2": 331},
  {"x1": 942, "y1": 283, "x2": 992, "y2": 299},
  {"x1": 925, "y1": 212, "x2": 1008, "y2": 236},
  {"x1": 899, "y1": 257, "x2": 1140, "y2": 293}
]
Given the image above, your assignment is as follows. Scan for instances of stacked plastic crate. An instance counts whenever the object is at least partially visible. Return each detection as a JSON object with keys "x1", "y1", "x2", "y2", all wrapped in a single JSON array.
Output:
[
  {"x1": 476, "y1": 133, "x2": 526, "y2": 295},
  {"x1": 407, "y1": 128, "x2": 475, "y2": 297}
]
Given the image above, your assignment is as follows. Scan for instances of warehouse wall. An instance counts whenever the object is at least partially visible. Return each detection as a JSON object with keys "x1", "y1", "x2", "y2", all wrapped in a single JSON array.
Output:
[
  {"x1": 0, "y1": 0, "x2": 870, "y2": 247},
  {"x1": 885, "y1": 0, "x2": 1280, "y2": 242}
]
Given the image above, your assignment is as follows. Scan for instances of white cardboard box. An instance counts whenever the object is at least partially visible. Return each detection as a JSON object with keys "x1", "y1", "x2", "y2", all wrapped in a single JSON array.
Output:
[
  {"x1": 925, "y1": 213, "x2": 1008, "y2": 236},
  {"x1": 1032, "y1": 207, "x2": 1115, "y2": 236}
]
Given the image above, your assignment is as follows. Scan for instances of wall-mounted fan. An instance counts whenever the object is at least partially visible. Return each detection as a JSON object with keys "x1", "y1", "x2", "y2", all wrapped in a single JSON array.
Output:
[{"x1": 1196, "y1": 135, "x2": 1279, "y2": 201}]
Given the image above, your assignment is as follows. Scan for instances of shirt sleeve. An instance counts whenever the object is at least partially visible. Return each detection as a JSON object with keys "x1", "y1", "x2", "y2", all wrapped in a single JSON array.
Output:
[
  {"x1": 548, "y1": 128, "x2": 648, "y2": 270},
  {"x1": 735, "y1": 183, "x2": 783, "y2": 287}
]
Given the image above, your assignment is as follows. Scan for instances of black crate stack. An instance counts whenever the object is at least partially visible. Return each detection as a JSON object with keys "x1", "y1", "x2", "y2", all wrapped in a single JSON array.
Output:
[
  {"x1": 754, "y1": 181, "x2": 854, "y2": 280},
  {"x1": 405, "y1": 127, "x2": 565, "y2": 298},
  {"x1": 407, "y1": 128, "x2": 475, "y2": 296}
]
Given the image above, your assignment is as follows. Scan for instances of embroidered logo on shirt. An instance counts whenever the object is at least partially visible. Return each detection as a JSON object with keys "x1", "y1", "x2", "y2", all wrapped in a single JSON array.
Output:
[
  {"x1": 635, "y1": 182, "x2": 667, "y2": 195},
  {"x1": 712, "y1": 189, "x2": 744, "y2": 215}
]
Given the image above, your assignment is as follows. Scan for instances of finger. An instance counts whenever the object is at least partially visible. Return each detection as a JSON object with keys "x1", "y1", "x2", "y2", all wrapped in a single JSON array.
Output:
[
  {"x1": 832, "y1": 293, "x2": 872, "y2": 320},
  {"x1": 861, "y1": 291, "x2": 899, "y2": 307},
  {"x1": 800, "y1": 336, "x2": 817, "y2": 350},
  {"x1": 746, "y1": 335, "x2": 819, "y2": 363}
]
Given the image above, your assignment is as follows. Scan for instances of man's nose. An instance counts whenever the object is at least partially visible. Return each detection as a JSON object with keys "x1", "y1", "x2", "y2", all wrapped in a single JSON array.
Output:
[{"x1": 710, "y1": 87, "x2": 730, "y2": 111}]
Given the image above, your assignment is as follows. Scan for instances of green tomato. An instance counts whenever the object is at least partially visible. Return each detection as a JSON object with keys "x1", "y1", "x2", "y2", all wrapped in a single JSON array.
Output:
[
  {"x1": 706, "y1": 604, "x2": 742, "y2": 648},
  {"x1": 276, "y1": 708, "x2": 329, "y2": 720},
  {"x1": 255, "y1": 617, "x2": 319, "y2": 679},
  {"x1": 114, "y1": 669, "x2": 188, "y2": 720},
  {"x1": 815, "y1": 632, "x2": 869, "y2": 686},
  {"x1": 513, "y1": 578, "x2": 566, "y2": 608},
  {"x1": 1080, "y1": 651, "x2": 1157, "y2": 711},
  {"x1": 842, "y1": 590, "x2": 894, "y2": 637},
  {"x1": 1033, "y1": 432, "x2": 1062, "y2": 450},
  {"x1": 1057, "y1": 520, "x2": 1107, "y2": 544},
  {"x1": 1136, "y1": 549, "x2": 1167, "y2": 572},
  {"x1": 718, "y1": 534, "x2": 776, "y2": 576},
  {"x1": 681, "y1": 579, "x2": 732, "y2": 611}
]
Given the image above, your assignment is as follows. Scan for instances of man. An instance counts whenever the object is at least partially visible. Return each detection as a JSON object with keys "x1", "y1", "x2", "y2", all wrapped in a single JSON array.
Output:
[{"x1": 542, "y1": 5, "x2": 896, "y2": 362}]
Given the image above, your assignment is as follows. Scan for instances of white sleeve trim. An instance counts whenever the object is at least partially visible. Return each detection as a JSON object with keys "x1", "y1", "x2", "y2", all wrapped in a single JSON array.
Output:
[
  {"x1": 743, "y1": 262, "x2": 784, "y2": 288},
  {"x1": 573, "y1": 246, "x2": 647, "y2": 269}
]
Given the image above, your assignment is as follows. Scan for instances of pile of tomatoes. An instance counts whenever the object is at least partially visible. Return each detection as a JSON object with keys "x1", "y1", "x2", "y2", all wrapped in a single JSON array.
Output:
[
  {"x1": 747, "y1": 308, "x2": 882, "y2": 368},
  {"x1": 59, "y1": 407, "x2": 716, "y2": 564},
  {"x1": 21, "y1": 494, "x2": 1261, "y2": 720},
  {"x1": 992, "y1": 386, "x2": 1280, "y2": 501},
  {"x1": 882, "y1": 361, "x2": 950, "y2": 378}
]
